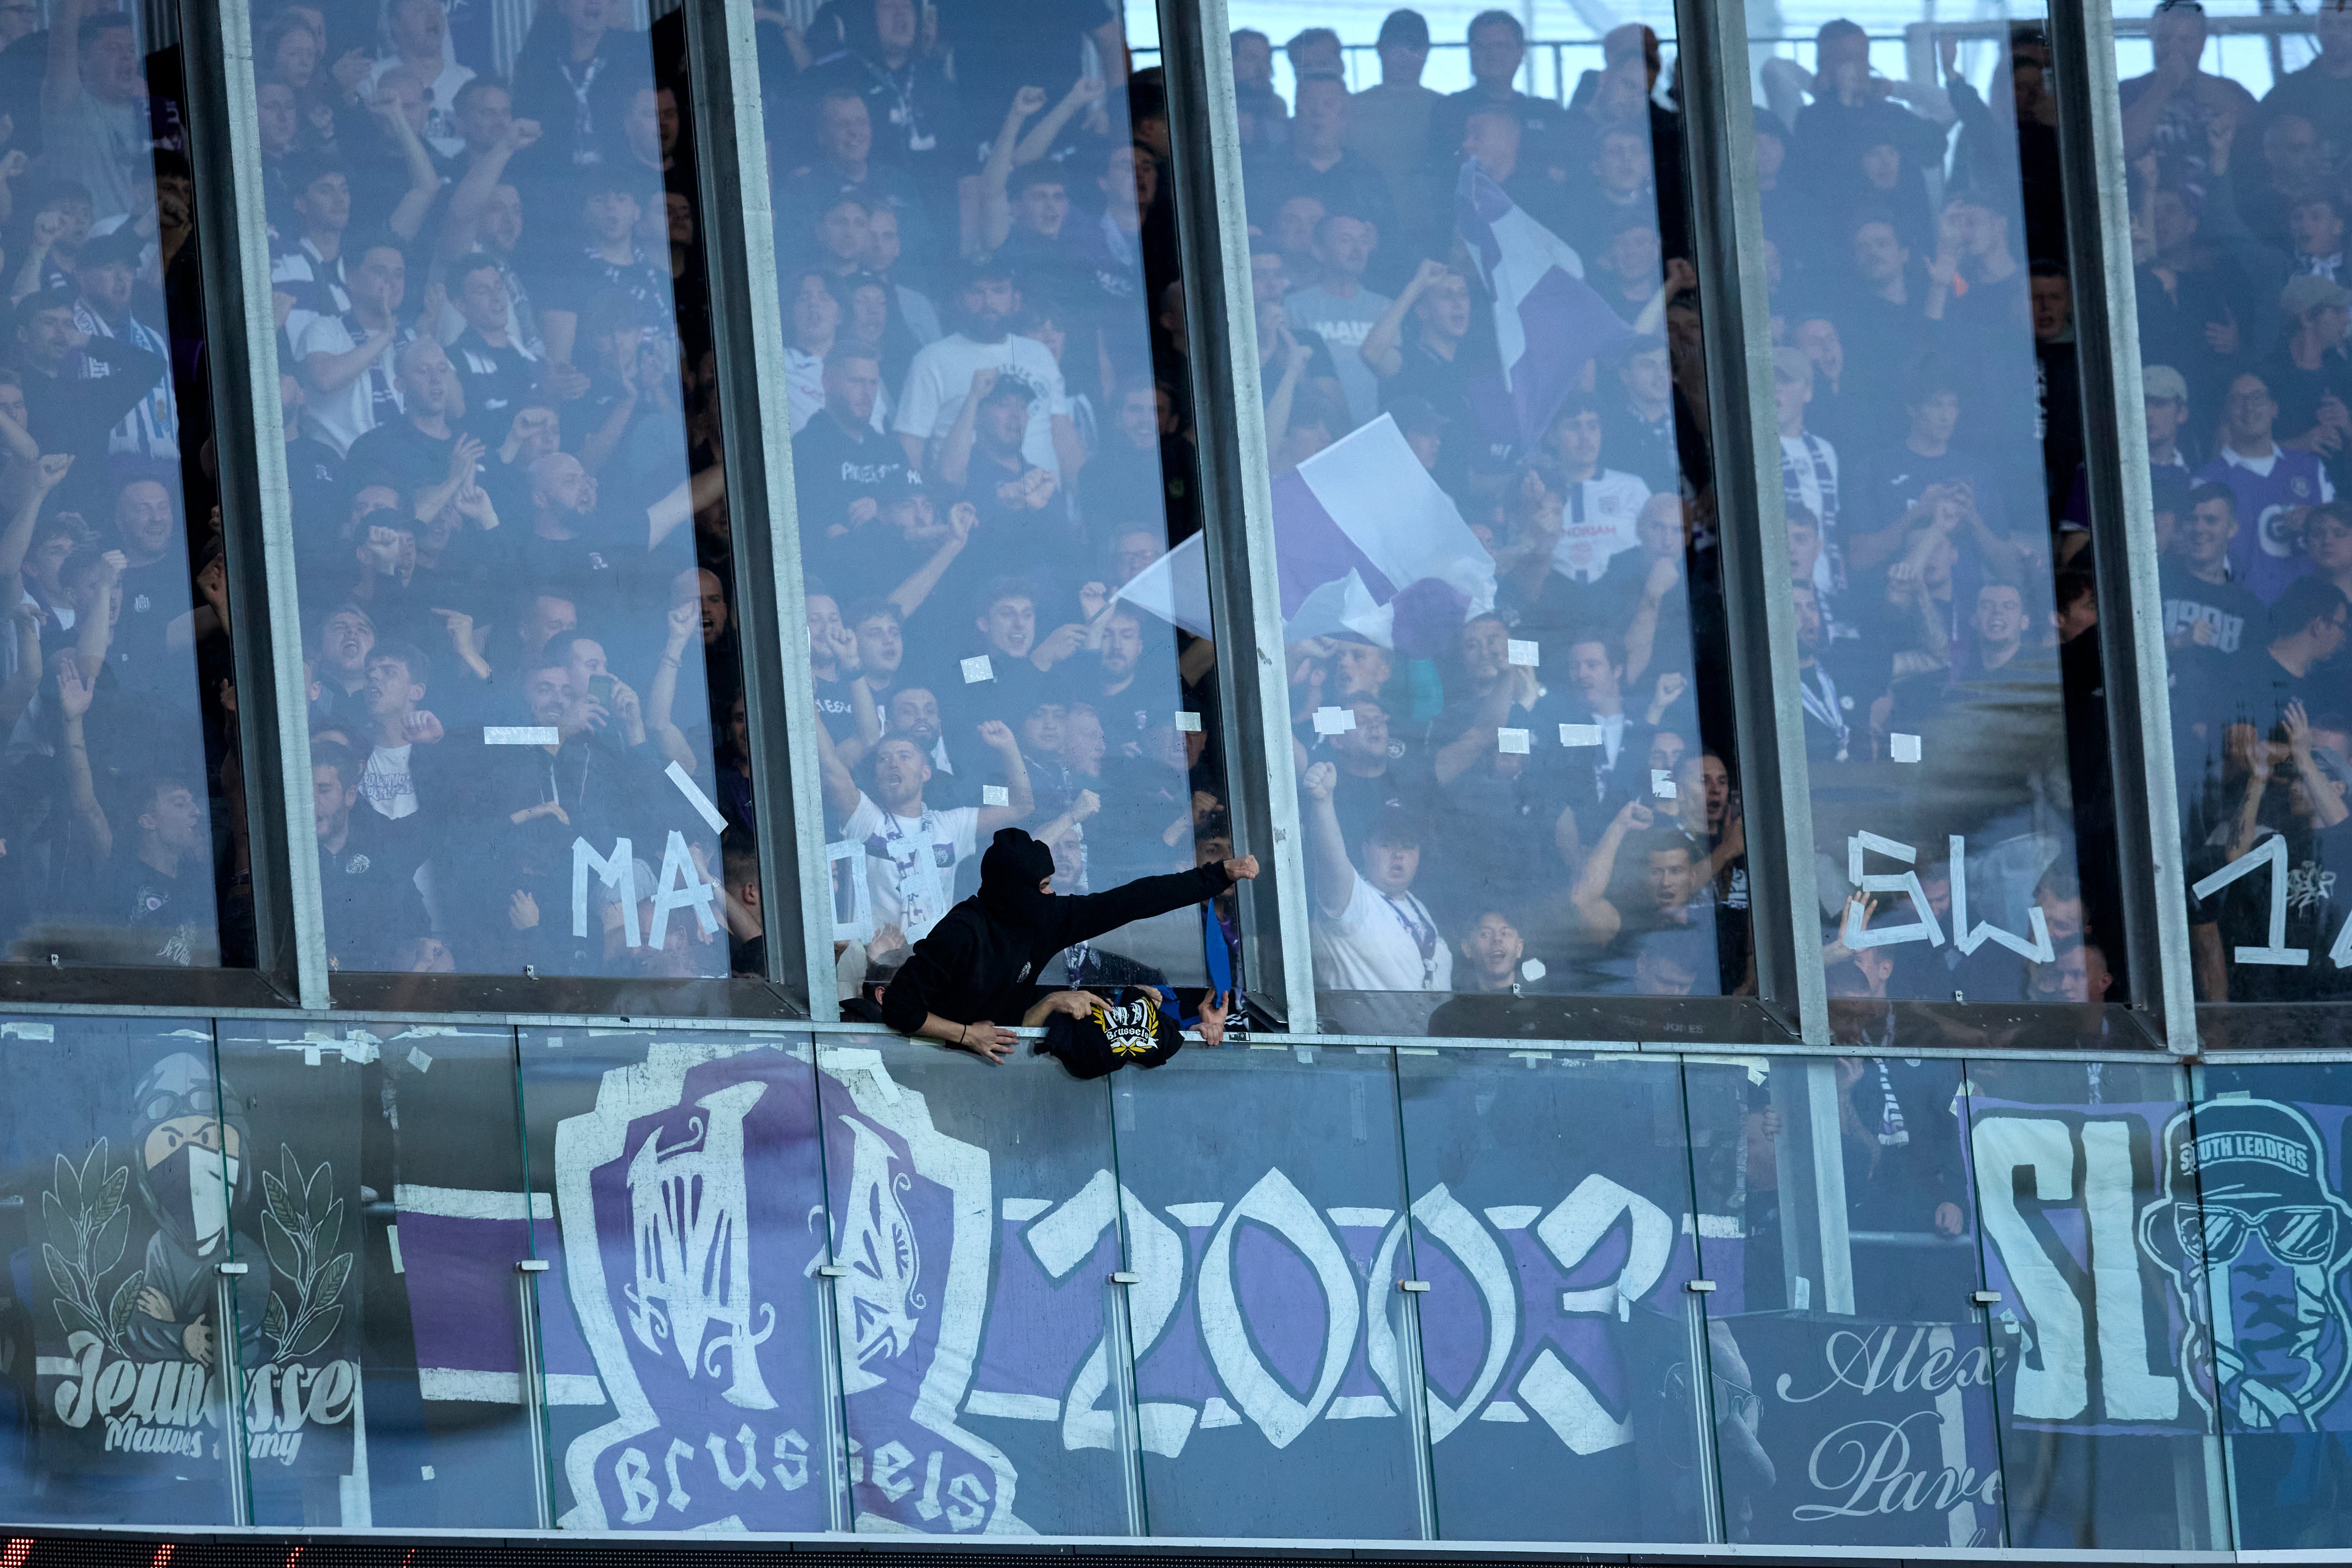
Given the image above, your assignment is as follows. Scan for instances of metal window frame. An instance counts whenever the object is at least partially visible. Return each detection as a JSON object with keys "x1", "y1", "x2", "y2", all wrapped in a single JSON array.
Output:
[
  {"x1": 678, "y1": 0, "x2": 835, "y2": 1019},
  {"x1": 2048, "y1": 0, "x2": 2199, "y2": 1054},
  {"x1": 182, "y1": 0, "x2": 328, "y2": 1009},
  {"x1": 1158, "y1": 0, "x2": 1318, "y2": 1034},
  {"x1": 1670, "y1": 0, "x2": 1831, "y2": 1044}
]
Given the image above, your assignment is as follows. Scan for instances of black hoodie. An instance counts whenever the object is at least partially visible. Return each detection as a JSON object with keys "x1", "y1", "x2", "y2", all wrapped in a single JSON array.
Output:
[{"x1": 879, "y1": 828, "x2": 1232, "y2": 1032}]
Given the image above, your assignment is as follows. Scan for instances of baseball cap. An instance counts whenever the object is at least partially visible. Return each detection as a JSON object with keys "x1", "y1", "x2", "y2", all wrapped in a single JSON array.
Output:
[
  {"x1": 1377, "y1": 9, "x2": 1430, "y2": 47},
  {"x1": 2142, "y1": 364, "x2": 2190, "y2": 402},
  {"x1": 2282, "y1": 273, "x2": 2351, "y2": 319}
]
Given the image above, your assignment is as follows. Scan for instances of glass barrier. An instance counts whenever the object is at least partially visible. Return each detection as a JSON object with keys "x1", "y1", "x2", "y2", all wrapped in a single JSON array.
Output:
[
  {"x1": 1109, "y1": 1043, "x2": 1423, "y2": 1538},
  {"x1": 2096, "y1": 2, "x2": 2352, "y2": 1019},
  {"x1": 1396, "y1": 1045, "x2": 1707, "y2": 1542},
  {"x1": 0, "y1": 1014, "x2": 247, "y2": 1523},
  {"x1": 266, "y1": 2, "x2": 750, "y2": 982},
  {"x1": 516, "y1": 1026, "x2": 841, "y2": 1534},
  {"x1": 1691, "y1": 1052, "x2": 2005, "y2": 1547},
  {"x1": 15, "y1": 1019, "x2": 2352, "y2": 1550},
  {"x1": 212, "y1": 1019, "x2": 541, "y2": 1528},
  {"x1": 0, "y1": 14, "x2": 245, "y2": 970},
  {"x1": 816, "y1": 1034, "x2": 1133, "y2": 1535},
  {"x1": 1224, "y1": 1, "x2": 1749, "y2": 1035},
  {"x1": 772, "y1": 0, "x2": 1232, "y2": 1006},
  {"x1": 1744, "y1": 9, "x2": 2126, "y2": 1013},
  {"x1": 1966, "y1": 1054, "x2": 2224, "y2": 1550},
  {"x1": 2194, "y1": 1059, "x2": 2352, "y2": 1550}
]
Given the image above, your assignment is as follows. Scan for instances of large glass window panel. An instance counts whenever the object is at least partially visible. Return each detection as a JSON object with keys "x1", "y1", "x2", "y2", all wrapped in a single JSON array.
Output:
[
  {"x1": 0, "y1": 1015, "x2": 245, "y2": 1523},
  {"x1": 1965, "y1": 1056, "x2": 2225, "y2": 1549},
  {"x1": 268, "y1": 2, "x2": 753, "y2": 982},
  {"x1": 0, "y1": 13, "x2": 247, "y2": 970},
  {"x1": 1224, "y1": 2, "x2": 1750, "y2": 1034},
  {"x1": 1687, "y1": 1053, "x2": 2004, "y2": 1548},
  {"x1": 1749, "y1": 10, "x2": 2128, "y2": 1015},
  {"x1": 2098, "y1": 3, "x2": 2352, "y2": 1017},
  {"x1": 815, "y1": 1035, "x2": 1133, "y2": 1534},
  {"x1": 516, "y1": 1027, "x2": 841, "y2": 1534},
  {"x1": 211, "y1": 1021, "x2": 540, "y2": 1528},
  {"x1": 1395, "y1": 1046, "x2": 1707, "y2": 1542},
  {"x1": 1108, "y1": 1043, "x2": 1424, "y2": 1538},
  {"x1": 2185, "y1": 1061, "x2": 2352, "y2": 1550},
  {"x1": 771, "y1": 0, "x2": 1233, "y2": 1005}
]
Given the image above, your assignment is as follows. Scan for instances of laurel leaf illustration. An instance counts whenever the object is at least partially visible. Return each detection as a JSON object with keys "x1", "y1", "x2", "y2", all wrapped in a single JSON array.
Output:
[
  {"x1": 286, "y1": 1303, "x2": 342, "y2": 1359},
  {"x1": 92, "y1": 1205, "x2": 129, "y2": 1277},
  {"x1": 262, "y1": 1211, "x2": 302, "y2": 1280}
]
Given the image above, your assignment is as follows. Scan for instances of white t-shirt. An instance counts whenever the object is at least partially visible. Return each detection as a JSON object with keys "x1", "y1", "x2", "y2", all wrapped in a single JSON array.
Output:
[
  {"x1": 367, "y1": 56, "x2": 478, "y2": 159},
  {"x1": 361, "y1": 743, "x2": 419, "y2": 821},
  {"x1": 295, "y1": 315, "x2": 399, "y2": 456},
  {"x1": 894, "y1": 333, "x2": 1069, "y2": 478},
  {"x1": 1311, "y1": 873, "x2": 1453, "y2": 992},
  {"x1": 842, "y1": 793, "x2": 981, "y2": 943},
  {"x1": 1550, "y1": 470, "x2": 1653, "y2": 583}
]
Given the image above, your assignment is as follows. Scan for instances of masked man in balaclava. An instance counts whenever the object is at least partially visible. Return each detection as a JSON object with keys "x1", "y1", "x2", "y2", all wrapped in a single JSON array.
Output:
[
  {"x1": 125, "y1": 1053, "x2": 270, "y2": 1365},
  {"x1": 880, "y1": 827, "x2": 1258, "y2": 1061}
]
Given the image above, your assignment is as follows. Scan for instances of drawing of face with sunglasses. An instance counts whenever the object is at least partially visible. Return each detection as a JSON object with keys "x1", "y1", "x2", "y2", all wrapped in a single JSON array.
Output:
[{"x1": 2144, "y1": 1100, "x2": 2352, "y2": 1430}]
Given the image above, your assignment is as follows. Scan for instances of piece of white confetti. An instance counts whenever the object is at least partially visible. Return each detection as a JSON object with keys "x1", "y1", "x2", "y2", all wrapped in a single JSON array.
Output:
[
  {"x1": 1891, "y1": 732, "x2": 1923, "y2": 763},
  {"x1": 961, "y1": 655, "x2": 994, "y2": 684},
  {"x1": 1498, "y1": 728, "x2": 1531, "y2": 755},
  {"x1": 1312, "y1": 706, "x2": 1356, "y2": 735},
  {"x1": 1652, "y1": 770, "x2": 1677, "y2": 798},
  {"x1": 1559, "y1": 723, "x2": 1604, "y2": 747},
  {"x1": 982, "y1": 785, "x2": 1010, "y2": 806},
  {"x1": 484, "y1": 726, "x2": 560, "y2": 746},
  {"x1": 1174, "y1": 711, "x2": 1202, "y2": 732},
  {"x1": 1507, "y1": 639, "x2": 1540, "y2": 667}
]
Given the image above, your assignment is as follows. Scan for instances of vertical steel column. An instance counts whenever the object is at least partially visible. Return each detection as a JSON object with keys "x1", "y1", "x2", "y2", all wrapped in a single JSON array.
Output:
[
  {"x1": 1672, "y1": 0, "x2": 1829, "y2": 1043},
  {"x1": 181, "y1": 0, "x2": 328, "y2": 1008},
  {"x1": 2048, "y1": 0, "x2": 2198, "y2": 1053},
  {"x1": 680, "y1": 0, "x2": 836, "y2": 1018},
  {"x1": 1159, "y1": 0, "x2": 1319, "y2": 1032}
]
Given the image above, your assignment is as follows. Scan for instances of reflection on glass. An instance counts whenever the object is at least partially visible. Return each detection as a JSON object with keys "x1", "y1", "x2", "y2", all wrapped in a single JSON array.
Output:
[
  {"x1": 1753, "y1": 9, "x2": 2122, "y2": 1010},
  {"x1": 516, "y1": 1029, "x2": 839, "y2": 1534},
  {"x1": 0, "y1": 11, "x2": 238, "y2": 968},
  {"x1": 818, "y1": 1036, "x2": 1134, "y2": 1535},
  {"x1": 276, "y1": 1, "x2": 744, "y2": 980},
  {"x1": 2104, "y1": 1, "x2": 2352, "y2": 1011},
  {"x1": 779, "y1": 0, "x2": 1230, "y2": 1014},
  {"x1": 2194, "y1": 1061, "x2": 2352, "y2": 1548},
  {"x1": 1395, "y1": 1047, "x2": 1705, "y2": 1542},
  {"x1": 1114, "y1": 1044, "x2": 1423, "y2": 1538},
  {"x1": 1691, "y1": 1054, "x2": 2004, "y2": 1548},
  {"x1": 213, "y1": 1021, "x2": 541, "y2": 1528},
  {"x1": 1965, "y1": 1056, "x2": 2223, "y2": 1549},
  {"x1": 0, "y1": 1017, "x2": 244, "y2": 1523},
  {"x1": 1231, "y1": 5, "x2": 1745, "y2": 1031}
]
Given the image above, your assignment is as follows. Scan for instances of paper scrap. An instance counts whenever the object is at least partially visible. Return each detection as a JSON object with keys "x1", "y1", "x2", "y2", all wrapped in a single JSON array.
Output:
[
  {"x1": 1312, "y1": 706, "x2": 1356, "y2": 735},
  {"x1": 387, "y1": 1225, "x2": 404, "y2": 1275},
  {"x1": 1652, "y1": 769, "x2": 1677, "y2": 798},
  {"x1": 484, "y1": 726, "x2": 559, "y2": 745},
  {"x1": 1, "y1": 1022, "x2": 55, "y2": 1041},
  {"x1": 1175, "y1": 710, "x2": 1202, "y2": 732},
  {"x1": 1520, "y1": 958, "x2": 1547, "y2": 981},
  {"x1": 1891, "y1": 732, "x2": 1923, "y2": 763},
  {"x1": 1507, "y1": 639, "x2": 1540, "y2": 667},
  {"x1": 1559, "y1": 724, "x2": 1604, "y2": 747},
  {"x1": 405, "y1": 1045, "x2": 434, "y2": 1075},
  {"x1": 1497, "y1": 727, "x2": 1530, "y2": 755},
  {"x1": 982, "y1": 785, "x2": 1010, "y2": 806},
  {"x1": 665, "y1": 760, "x2": 728, "y2": 832},
  {"x1": 960, "y1": 655, "x2": 994, "y2": 684}
]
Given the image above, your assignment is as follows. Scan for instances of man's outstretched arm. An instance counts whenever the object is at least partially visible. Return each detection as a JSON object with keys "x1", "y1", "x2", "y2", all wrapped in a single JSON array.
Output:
[
  {"x1": 877, "y1": 931, "x2": 1019, "y2": 1062},
  {"x1": 1059, "y1": 855, "x2": 1259, "y2": 946}
]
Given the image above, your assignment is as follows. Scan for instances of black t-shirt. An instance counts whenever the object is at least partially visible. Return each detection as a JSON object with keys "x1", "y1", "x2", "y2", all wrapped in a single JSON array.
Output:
[
  {"x1": 346, "y1": 418, "x2": 460, "y2": 498},
  {"x1": 791, "y1": 410, "x2": 909, "y2": 539},
  {"x1": 317, "y1": 811, "x2": 429, "y2": 971},
  {"x1": 2161, "y1": 562, "x2": 2265, "y2": 663},
  {"x1": 89, "y1": 852, "x2": 211, "y2": 965},
  {"x1": 2261, "y1": 346, "x2": 2352, "y2": 445}
]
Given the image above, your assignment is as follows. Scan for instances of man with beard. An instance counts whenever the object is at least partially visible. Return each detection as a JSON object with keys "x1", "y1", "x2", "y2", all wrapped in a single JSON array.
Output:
[
  {"x1": 123, "y1": 1054, "x2": 270, "y2": 1367},
  {"x1": 792, "y1": 341, "x2": 904, "y2": 542},
  {"x1": 817, "y1": 717, "x2": 1034, "y2": 944},
  {"x1": 1569, "y1": 799, "x2": 1717, "y2": 993},
  {"x1": 895, "y1": 263, "x2": 1075, "y2": 483}
]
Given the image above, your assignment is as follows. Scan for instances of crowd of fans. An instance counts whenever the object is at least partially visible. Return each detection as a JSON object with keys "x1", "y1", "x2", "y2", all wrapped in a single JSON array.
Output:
[
  {"x1": 771, "y1": 0, "x2": 1232, "y2": 1001},
  {"x1": 2126, "y1": 0, "x2": 2352, "y2": 1003},
  {"x1": 1251, "y1": 7, "x2": 2117, "y2": 1009}
]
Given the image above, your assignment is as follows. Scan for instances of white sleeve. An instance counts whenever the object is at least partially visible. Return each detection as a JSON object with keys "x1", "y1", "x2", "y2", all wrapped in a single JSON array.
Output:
[
  {"x1": 945, "y1": 806, "x2": 981, "y2": 862},
  {"x1": 893, "y1": 347, "x2": 944, "y2": 438},
  {"x1": 842, "y1": 793, "x2": 883, "y2": 843},
  {"x1": 1034, "y1": 343, "x2": 1071, "y2": 416},
  {"x1": 1326, "y1": 872, "x2": 1380, "y2": 939},
  {"x1": 294, "y1": 316, "x2": 354, "y2": 361}
]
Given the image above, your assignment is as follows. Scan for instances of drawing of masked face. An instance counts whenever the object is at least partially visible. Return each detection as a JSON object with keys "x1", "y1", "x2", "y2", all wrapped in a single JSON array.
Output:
[
  {"x1": 2147, "y1": 1101, "x2": 2352, "y2": 1430},
  {"x1": 131, "y1": 1052, "x2": 249, "y2": 1259}
]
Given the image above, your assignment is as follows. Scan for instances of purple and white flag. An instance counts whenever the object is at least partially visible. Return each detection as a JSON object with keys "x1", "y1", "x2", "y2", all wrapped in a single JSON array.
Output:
[
  {"x1": 1271, "y1": 414, "x2": 1494, "y2": 651},
  {"x1": 1457, "y1": 161, "x2": 1637, "y2": 453}
]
